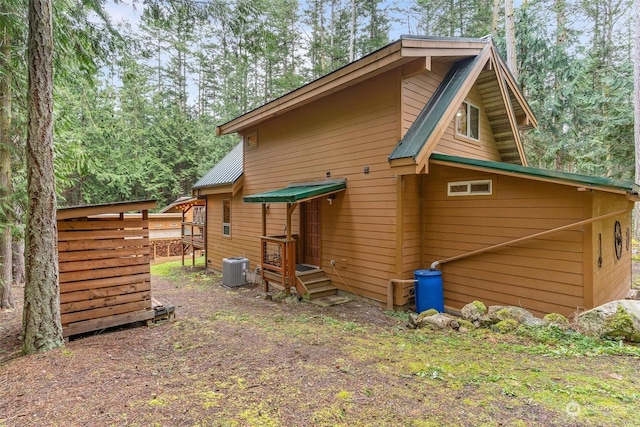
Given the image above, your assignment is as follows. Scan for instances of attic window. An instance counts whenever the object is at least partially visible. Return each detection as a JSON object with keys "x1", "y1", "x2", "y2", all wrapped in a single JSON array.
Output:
[
  {"x1": 448, "y1": 180, "x2": 492, "y2": 196},
  {"x1": 244, "y1": 131, "x2": 258, "y2": 150},
  {"x1": 456, "y1": 101, "x2": 480, "y2": 141}
]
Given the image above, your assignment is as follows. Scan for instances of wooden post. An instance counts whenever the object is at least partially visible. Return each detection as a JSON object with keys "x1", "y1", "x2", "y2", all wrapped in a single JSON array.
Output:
[
  {"x1": 262, "y1": 203, "x2": 267, "y2": 236},
  {"x1": 286, "y1": 203, "x2": 293, "y2": 240},
  {"x1": 203, "y1": 197, "x2": 208, "y2": 271},
  {"x1": 181, "y1": 208, "x2": 186, "y2": 267},
  {"x1": 286, "y1": 203, "x2": 297, "y2": 294}
]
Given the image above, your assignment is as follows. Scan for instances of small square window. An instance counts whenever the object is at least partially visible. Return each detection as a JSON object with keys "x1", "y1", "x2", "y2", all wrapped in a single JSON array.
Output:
[
  {"x1": 456, "y1": 101, "x2": 480, "y2": 141},
  {"x1": 223, "y1": 199, "x2": 231, "y2": 237},
  {"x1": 244, "y1": 131, "x2": 258, "y2": 150}
]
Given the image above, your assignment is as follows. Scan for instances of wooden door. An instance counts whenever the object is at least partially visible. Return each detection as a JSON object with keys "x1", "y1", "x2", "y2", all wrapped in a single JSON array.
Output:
[{"x1": 301, "y1": 198, "x2": 321, "y2": 267}]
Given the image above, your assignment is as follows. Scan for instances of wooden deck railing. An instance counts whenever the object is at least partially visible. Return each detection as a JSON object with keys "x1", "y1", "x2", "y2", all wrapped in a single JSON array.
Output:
[
  {"x1": 181, "y1": 221, "x2": 205, "y2": 266},
  {"x1": 182, "y1": 222, "x2": 205, "y2": 249}
]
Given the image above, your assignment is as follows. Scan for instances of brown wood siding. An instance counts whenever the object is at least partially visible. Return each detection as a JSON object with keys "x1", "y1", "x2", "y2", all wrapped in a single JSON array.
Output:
[
  {"x1": 422, "y1": 164, "x2": 588, "y2": 316},
  {"x1": 397, "y1": 174, "x2": 422, "y2": 304},
  {"x1": 434, "y1": 85, "x2": 502, "y2": 161},
  {"x1": 401, "y1": 63, "x2": 447, "y2": 137},
  {"x1": 401, "y1": 65, "x2": 502, "y2": 162},
  {"x1": 207, "y1": 70, "x2": 403, "y2": 302},
  {"x1": 589, "y1": 193, "x2": 633, "y2": 307},
  {"x1": 58, "y1": 217, "x2": 153, "y2": 336},
  {"x1": 204, "y1": 193, "x2": 262, "y2": 273}
]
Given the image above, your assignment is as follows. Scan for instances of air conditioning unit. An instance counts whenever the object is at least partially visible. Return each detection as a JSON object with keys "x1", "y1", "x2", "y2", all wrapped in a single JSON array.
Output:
[{"x1": 222, "y1": 257, "x2": 249, "y2": 287}]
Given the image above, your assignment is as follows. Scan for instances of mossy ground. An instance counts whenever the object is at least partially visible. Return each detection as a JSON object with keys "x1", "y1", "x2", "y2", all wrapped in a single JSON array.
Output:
[{"x1": 1, "y1": 263, "x2": 639, "y2": 426}]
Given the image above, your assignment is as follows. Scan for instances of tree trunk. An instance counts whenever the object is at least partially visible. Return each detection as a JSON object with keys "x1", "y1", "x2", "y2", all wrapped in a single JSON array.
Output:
[
  {"x1": 505, "y1": 0, "x2": 518, "y2": 81},
  {"x1": 348, "y1": 0, "x2": 356, "y2": 62},
  {"x1": 12, "y1": 202, "x2": 25, "y2": 286},
  {"x1": 635, "y1": 0, "x2": 640, "y2": 238},
  {"x1": 0, "y1": 15, "x2": 13, "y2": 310},
  {"x1": 12, "y1": 239, "x2": 25, "y2": 286},
  {"x1": 22, "y1": 0, "x2": 63, "y2": 353},
  {"x1": 491, "y1": 0, "x2": 501, "y2": 36}
]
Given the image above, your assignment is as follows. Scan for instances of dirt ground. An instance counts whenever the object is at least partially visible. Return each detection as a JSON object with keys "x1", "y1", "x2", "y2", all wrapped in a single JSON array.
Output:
[
  {"x1": 1, "y1": 267, "x2": 639, "y2": 426},
  {"x1": 0, "y1": 269, "x2": 405, "y2": 426}
]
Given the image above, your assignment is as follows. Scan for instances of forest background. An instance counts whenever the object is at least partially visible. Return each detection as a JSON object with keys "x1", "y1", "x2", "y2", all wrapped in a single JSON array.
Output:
[{"x1": 0, "y1": 0, "x2": 636, "y2": 304}]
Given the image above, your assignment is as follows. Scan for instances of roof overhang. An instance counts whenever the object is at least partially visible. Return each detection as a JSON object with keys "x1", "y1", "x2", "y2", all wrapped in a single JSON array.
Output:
[
  {"x1": 430, "y1": 153, "x2": 640, "y2": 199},
  {"x1": 389, "y1": 40, "x2": 536, "y2": 173},
  {"x1": 243, "y1": 179, "x2": 347, "y2": 204},
  {"x1": 217, "y1": 36, "x2": 488, "y2": 136},
  {"x1": 194, "y1": 175, "x2": 244, "y2": 197},
  {"x1": 160, "y1": 197, "x2": 205, "y2": 213}
]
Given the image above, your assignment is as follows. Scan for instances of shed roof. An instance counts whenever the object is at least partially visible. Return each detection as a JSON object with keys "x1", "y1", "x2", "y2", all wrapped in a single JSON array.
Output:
[
  {"x1": 160, "y1": 196, "x2": 205, "y2": 213},
  {"x1": 57, "y1": 200, "x2": 157, "y2": 220},
  {"x1": 430, "y1": 153, "x2": 640, "y2": 197},
  {"x1": 243, "y1": 179, "x2": 347, "y2": 204},
  {"x1": 192, "y1": 143, "x2": 243, "y2": 190},
  {"x1": 216, "y1": 36, "x2": 498, "y2": 136}
]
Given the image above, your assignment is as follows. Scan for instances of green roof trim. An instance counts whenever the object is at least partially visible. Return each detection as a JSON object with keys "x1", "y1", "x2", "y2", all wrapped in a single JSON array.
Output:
[
  {"x1": 243, "y1": 179, "x2": 347, "y2": 203},
  {"x1": 431, "y1": 153, "x2": 640, "y2": 194},
  {"x1": 389, "y1": 55, "x2": 480, "y2": 161}
]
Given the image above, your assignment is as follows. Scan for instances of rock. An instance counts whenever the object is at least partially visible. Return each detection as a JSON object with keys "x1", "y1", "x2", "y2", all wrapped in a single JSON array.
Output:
[
  {"x1": 417, "y1": 308, "x2": 439, "y2": 320},
  {"x1": 626, "y1": 288, "x2": 640, "y2": 300},
  {"x1": 407, "y1": 313, "x2": 420, "y2": 328},
  {"x1": 456, "y1": 319, "x2": 476, "y2": 333},
  {"x1": 409, "y1": 311, "x2": 458, "y2": 330},
  {"x1": 482, "y1": 305, "x2": 535, "y2": 325},
  {"x1": 422, "y1": 313, "x2": 454, "y2": 329},
  {"x1": 576, "y1": 300, "x2": 640, "y2": 343},
  {"x1": 543, "y1": 313, "x2": 569, "y2": 327},
  {"x1": 521, "y1": 316, "x2": 546, "y2": 327},
  {"x1": 492, "y1": 319, "x2": 520, "y2": 333},
  {"x1": 461, "y1": 301, "x2": 487, "y2": 322},
  {"x1": 284, "y1": 295, "x2": 300, "y2": 304}
]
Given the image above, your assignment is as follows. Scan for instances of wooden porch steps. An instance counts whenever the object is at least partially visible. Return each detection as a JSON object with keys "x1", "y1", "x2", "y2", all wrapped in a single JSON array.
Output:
[{"x1": 296, "y1": 269, "x2": 338, "y2": 300}]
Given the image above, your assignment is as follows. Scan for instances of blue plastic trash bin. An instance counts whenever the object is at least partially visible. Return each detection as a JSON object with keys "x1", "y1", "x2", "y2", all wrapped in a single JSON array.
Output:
[{"x1": 414, "y1": 269, "x2": 444, "y2": 313}]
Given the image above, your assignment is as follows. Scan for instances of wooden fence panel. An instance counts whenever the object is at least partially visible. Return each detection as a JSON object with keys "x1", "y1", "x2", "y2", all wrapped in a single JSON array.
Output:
[{"x1": 58, "y1": 215, "x2": 153, "y2": 337}]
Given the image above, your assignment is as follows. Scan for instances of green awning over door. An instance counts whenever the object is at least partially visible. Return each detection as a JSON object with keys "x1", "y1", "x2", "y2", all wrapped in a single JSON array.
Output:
[{"x1": 243, "y1": 179, "x2": 346, "y2": 204}]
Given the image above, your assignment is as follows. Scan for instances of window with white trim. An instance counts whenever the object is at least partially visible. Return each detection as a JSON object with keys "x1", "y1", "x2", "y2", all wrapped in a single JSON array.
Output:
[
  {"x1": 455, "y1": 101, "x2": 480, "y2": 140},
  {"x1": 448, "y1": 180, "x2": 492, "y2": 196},
  {"x1": 222, "y1": 199, "x2": 231, "y2": 236}
]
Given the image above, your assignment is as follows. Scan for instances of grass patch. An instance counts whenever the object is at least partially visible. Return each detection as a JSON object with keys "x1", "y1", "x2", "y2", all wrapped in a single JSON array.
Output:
[{"x1": 150, "y1": 256, "x2": 205, "y2": 277}]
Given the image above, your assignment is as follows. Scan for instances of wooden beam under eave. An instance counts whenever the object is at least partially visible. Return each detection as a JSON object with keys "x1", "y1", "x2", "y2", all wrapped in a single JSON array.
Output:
[
  {"x1": 194, "y1": 185, "x2": 234, "y2": 196},
  {"x1": 402, "y1": 57, "x2": 431, "y2": 78},
  {"x1": 389, "y1": 163, "x2": 420, "y2": 176},
  {"x1": 232, "y1": 175, "x2": 244, "y2": 196}
]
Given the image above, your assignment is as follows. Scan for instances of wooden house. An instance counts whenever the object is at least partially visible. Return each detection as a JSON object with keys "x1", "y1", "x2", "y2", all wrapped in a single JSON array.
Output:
[
  {"x1": 194, "y1": 36, "x2": 639, "y2": 316},
  {"x1": 57, "y1": 200, "x2": 156, "y2": 337}
]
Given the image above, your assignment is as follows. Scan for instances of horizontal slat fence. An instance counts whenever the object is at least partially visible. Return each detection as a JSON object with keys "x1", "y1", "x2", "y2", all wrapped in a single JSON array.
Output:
[{"x1": 58, "y1": 216, "x2": 154, "y2": 337}]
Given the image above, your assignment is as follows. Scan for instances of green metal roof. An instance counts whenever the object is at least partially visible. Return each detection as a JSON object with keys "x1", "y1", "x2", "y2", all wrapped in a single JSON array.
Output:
[
  {"x1": 431, "y1": 153, "x2": 640, "y2": 194},
  {"x1": 193, "y1": 143, "x2": 243, "y2": 189},
  {"x1": 389, "y1": 55, "x2": 480, "y2": 161},
  {"x1": 243, "y1": 179, "x2": 347, "y2": 203}
]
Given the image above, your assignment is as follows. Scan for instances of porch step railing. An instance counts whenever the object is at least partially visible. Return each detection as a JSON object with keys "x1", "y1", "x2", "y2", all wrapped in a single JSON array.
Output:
[{"x1": 260, "y1": 235, "x2": 307, "y2": 296}]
